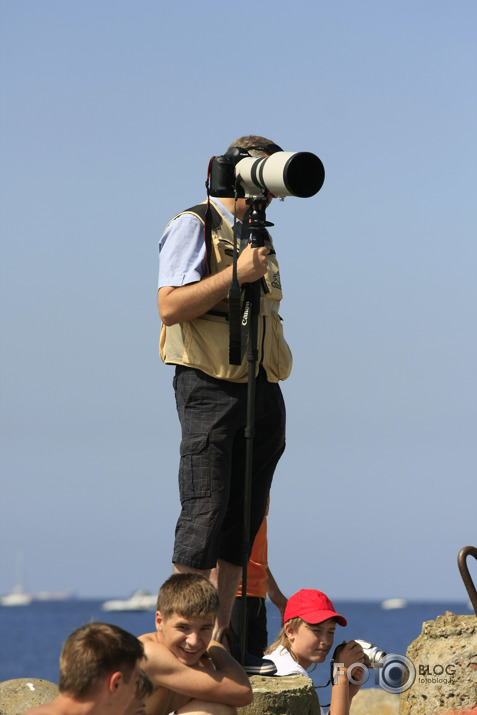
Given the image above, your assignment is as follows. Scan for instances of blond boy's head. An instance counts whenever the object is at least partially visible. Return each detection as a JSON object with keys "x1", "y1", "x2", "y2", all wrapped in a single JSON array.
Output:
[{"x1": 156, "y1": 573, "x2": 219, "y2": 621}]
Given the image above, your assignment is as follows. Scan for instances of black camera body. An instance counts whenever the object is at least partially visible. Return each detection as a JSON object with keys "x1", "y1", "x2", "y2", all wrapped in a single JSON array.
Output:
[{"x1": 208, "y1": 147, "x2": 251, "y2": 198}]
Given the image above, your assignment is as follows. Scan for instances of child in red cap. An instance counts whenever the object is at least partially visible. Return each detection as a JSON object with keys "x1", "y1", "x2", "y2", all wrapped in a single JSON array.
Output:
[{"x1": 265, "y1": 589, "x2": 367, "y2": 715}]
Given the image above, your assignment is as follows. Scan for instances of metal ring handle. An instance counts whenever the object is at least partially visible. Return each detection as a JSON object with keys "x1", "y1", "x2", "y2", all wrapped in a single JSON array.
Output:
[{"x1": 457, "y1": 545, "x2": 477, "y2": 616}]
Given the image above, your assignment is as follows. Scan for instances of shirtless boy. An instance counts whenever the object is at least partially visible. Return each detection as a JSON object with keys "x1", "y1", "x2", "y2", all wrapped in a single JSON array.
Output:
[
  {"x1": 25, "y1": 622, "x2": 145, "y2": 715},
  {"x1": 139, "y1": 574, "x2": 253, "y2": 715}
]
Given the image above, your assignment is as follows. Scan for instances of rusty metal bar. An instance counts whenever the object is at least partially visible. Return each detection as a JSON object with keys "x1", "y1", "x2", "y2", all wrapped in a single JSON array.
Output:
[{"x1": 457, "y1": 545, "x2": 477, "y2": 616}]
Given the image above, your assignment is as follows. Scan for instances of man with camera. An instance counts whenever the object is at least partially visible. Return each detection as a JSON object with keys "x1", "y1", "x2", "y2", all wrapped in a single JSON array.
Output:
[{"x1": 157, "y1": 135, "x2": 321, "y2": 647}]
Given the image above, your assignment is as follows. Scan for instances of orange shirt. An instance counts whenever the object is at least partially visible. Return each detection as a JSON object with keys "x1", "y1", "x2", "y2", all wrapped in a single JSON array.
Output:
[{"x1": 236, "y1": 512, "x2": 268, "y2": 599}]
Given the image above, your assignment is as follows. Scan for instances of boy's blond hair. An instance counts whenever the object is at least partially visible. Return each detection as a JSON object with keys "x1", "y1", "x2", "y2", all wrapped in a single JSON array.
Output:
[
  {"x1": 265, "y1": 616, "x2": 304, "y2": 663},
  {"x1": 156, "y1": 573, "x2": 219, "y2": 619}
]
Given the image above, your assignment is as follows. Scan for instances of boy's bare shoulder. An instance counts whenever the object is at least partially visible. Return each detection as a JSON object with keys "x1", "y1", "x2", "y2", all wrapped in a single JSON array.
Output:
[
  {"x1": 139, "y1": 631, "x2": 170, "y2": 661},
  {"x1": 139, "y1": 630, "x2": 159, "y2": 646}
]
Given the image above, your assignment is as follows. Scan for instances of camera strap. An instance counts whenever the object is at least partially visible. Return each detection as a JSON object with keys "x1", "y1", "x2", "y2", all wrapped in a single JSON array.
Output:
[
  {"x1": 181, "y1": 201, "x2": 222, "y2": 277},
  {"x1": 228, "y1": 206, "x2": 250, "y2": 366}
]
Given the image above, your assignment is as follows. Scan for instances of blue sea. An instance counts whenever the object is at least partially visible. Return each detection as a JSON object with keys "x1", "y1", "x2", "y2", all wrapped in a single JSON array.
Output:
[{"x1": 0, "y1": 599, "x2": 472, "y2": 706}]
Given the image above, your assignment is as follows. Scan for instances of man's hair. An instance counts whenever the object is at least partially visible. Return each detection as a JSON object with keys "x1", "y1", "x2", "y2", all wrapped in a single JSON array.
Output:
[
  {"x1": 156, "y1": 573, "x2": 219, "y2": 620},
  {"x1": 59, "y1": 622, "x2": 144, "y2": 698},
  {"x1": 227, "y1": 135, "x2": 280, "y2": 157}
]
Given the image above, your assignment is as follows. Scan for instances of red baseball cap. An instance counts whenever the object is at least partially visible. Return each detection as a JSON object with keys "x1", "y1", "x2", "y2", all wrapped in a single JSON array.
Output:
[{"x1": 284, "y1": 589, "x2": 347, "y2": 627}]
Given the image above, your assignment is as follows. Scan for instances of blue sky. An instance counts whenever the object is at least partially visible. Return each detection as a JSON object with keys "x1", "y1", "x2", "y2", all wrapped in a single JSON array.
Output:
[{"x1": 1, "y1": 0, "x2": 476, "y2": 602}]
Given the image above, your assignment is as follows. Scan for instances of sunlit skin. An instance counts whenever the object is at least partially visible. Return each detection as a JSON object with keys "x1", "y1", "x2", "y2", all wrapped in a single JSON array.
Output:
[{"x1": 156, "y1": 612, "x2": 215, "y2": 667}]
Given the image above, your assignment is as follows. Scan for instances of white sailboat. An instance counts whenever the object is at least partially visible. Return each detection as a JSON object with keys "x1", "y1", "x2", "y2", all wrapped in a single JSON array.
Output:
[
  {"x1": 0, "y1": 584, "x2": 33, "y2": 606},
  {"x1": 0, "y1": 553, "x2": 33, "y2": 606}
]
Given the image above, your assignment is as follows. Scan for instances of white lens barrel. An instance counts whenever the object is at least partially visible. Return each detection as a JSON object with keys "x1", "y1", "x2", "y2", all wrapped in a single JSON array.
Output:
[{"x1": 235, "y1": 151, "x2": 325, "y2": 198}]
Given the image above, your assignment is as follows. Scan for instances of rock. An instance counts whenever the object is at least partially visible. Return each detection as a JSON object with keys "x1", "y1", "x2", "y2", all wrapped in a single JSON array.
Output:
[
  {"x1": 400, "y1": 612, "x2": 477, "y2": 715},
  {"x1": 349, "y1": 687, "x2": 400, "y2": 714},
  {"x1": 238, "y1": 674, "x2": 321, "y2": 715},
  {"x1": 0, "y1": 679, "x2": 58, "y2": 715}
]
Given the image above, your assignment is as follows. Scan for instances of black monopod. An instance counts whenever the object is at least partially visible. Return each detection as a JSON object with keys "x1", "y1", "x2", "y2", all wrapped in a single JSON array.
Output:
[{"x1": 228, "y1": 195, "x2": 274, "y2": 666}]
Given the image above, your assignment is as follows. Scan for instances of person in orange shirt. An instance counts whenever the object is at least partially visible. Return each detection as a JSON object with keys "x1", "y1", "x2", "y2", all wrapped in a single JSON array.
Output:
[{"x1": 230, "y1": 504, "x2": 287, "y2": 659}]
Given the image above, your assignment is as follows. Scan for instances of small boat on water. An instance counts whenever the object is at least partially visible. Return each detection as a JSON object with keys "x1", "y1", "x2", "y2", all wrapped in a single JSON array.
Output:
[
  {"x1": 102, "y1": 589, "x2": 157, "y2": 612},
  {"x1": 381, "y1": 598, "x2": 408, "y2": 610},
  {"x1": 1, "y1": 553, "x2": 33, "y2": 606},
  {"x1": 0, "y1": 585, "x2": 33, "y2": 607},
  {"x1": 0, "y1": 553, "x2": 73, "y2": 606}
]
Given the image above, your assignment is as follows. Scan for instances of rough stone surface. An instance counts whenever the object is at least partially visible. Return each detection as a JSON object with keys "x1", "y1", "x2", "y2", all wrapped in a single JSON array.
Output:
[
  {"x1": 0, "y1": 679, "x2": 58, "y2": 715},
  {"x1": 237, "y1": 674, "x2": 320, "y2": 715},
  {"x1": 400, "y1": 612, "x2": 477, "y2": 715},
  {"x1": 349, "y1": 687, "x2": 400, "y2": 714}
]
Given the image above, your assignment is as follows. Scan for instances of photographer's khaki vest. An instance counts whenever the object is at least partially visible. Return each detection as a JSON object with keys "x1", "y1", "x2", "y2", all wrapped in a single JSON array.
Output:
[{"x1": 159, "y1": 201, "x2": 292, "y2": 383}]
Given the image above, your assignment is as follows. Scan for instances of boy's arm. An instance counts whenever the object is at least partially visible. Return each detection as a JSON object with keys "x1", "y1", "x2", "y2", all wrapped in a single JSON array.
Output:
[
  {"x1": 329, "y1": 641, "x2": 365, "y2": 715},
  {"x1": 142, "y1": 638, "x2": 252, "y2": 707},
  {"x1": 329, "y1": 671, "x2": 351, "y2": 715}
]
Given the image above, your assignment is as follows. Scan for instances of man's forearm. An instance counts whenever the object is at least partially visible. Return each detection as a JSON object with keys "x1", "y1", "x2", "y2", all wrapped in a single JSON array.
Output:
[
  {"x1": 159, "y1": 244, "x2": 270, "y2": 326},
  {"x1": 158, "y1": 267, "x2": 234, "y2": 326}
]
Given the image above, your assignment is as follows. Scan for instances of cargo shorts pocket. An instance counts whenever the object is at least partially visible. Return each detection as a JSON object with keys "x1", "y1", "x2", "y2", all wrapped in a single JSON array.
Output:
[{"x1": 178, "y1": 435, "x2": 211, "y2": 500}]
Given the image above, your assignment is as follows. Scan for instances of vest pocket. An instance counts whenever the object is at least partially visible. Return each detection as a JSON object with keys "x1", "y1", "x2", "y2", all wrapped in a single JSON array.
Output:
[
  {"x1": 178, "y1": 435, "x2": 211, "y2": 499},
  {"x1": 262, "y1": 311, "x2": 293, "y2": 381}
]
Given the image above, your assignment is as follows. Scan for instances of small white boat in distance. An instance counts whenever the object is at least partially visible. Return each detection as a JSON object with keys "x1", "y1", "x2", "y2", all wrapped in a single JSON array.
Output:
[
  {"x1": 381, "y1": 598, "x2": 408, "y2": 610},
  {"x1": 102, "y1": 589, "x2": 157, "y2": 612},
  {"x1": 1, "y1": 585, "x2": 33, "y2": 607},
  {"x1": 1, "y1": 552, "x2": 33, "y2": 606}
]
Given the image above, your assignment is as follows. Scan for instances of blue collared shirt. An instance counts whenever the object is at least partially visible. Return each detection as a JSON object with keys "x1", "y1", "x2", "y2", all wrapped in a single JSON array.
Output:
[{"x1": 158, "y1": 197, "x2": 242, "y2": 289}]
